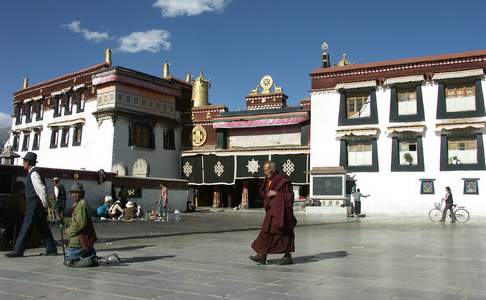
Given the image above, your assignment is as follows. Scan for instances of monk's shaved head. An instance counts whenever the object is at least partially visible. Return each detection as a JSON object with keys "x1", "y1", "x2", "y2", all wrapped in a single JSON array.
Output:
[{"x1": 263, "y1": 161, "x2": 277, "y2": 178}]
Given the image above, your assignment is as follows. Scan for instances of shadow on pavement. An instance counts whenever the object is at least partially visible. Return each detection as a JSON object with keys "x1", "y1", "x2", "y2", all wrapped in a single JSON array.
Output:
[
  {"x1": 267, "y1": 251, "x2": 349, "y2": 265},
  {"x1": 120, "y1": 255, "x2": 176, "y2": 264},
  {"x1": 96, "y1": 244, "x2": 157, "y2": 252}
]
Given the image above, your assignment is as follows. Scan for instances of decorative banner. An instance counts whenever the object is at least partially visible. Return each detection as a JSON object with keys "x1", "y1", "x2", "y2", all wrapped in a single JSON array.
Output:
[
  {"x1": 271, "y1": 154, "x2": 308, "y2": 184},
  {"x1": 213, "y1": 116, "x2": 308, "y2": 129},
  {"x1": 203, "y1": 155, "x2": 235, "y2": 184},
  {"x1": 420, "y1": 179, "x2": 435, "y2": 194},
  {"x1": 236, "y1": 155, "x2": 270, "y2": 178},
  {"x1": 181, "y1": 155, "x2": 203, "y2": 184}
]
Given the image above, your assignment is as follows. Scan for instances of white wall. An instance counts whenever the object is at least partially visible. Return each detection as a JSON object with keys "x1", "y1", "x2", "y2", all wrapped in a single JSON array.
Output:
[
  {"x1": 10, "y1": 99, "x2": 115, "y2": 171},
  {"x1": 311, "y1": 78, "x2": 486, "y2": 215},
  {"x1": 111, "y1": 117, "x2": 182, "y2": 179}
]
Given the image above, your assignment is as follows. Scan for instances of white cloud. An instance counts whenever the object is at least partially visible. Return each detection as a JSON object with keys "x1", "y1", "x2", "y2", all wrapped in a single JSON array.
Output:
[
  {"x1": 0, "y1": 112, "x2": 12, "y2": 128},
  {"x1": 153, "y1": 0, "x2": 231, "y2": 17},
  {"x1": 118, "y1": 30, "x2": 171, "y2": 53},
  {"x1": 63, "y1": 20, "x2": 111, "y2": 43}
]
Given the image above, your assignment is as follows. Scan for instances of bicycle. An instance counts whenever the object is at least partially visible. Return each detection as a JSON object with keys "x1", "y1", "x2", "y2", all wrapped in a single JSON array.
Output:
[{"x1": 428, "y1": 201, "x2": 470, "y2": 223}]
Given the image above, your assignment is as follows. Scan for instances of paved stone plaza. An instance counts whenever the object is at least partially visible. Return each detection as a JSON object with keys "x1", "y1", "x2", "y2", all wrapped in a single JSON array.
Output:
[{"x1": 0, "y1": 212, "x2": 485, "y2": 300}]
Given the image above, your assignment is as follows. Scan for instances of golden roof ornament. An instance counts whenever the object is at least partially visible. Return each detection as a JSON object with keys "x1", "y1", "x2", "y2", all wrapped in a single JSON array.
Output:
[
  {"x1": 321, "y1": 41, "x2": 329, "y2": 52},
  {"x1": 23, "y1": 77, "x2": 29, "y2": 89},
  {"x1": 192, "y1": 72, "x2": 210, "y2": 107},
  {"x1": 337, "y1": 53, "x2": 351, "y2": 66},
  {"x1": 105, "y1": 47, "x2": 112, "y2": 66},
  {"x1": 260, "y1": 75, "x2": 274, "y2": 94},
  {"x1": 163, "y1": 61, "x2": 170, "y2": 79}
]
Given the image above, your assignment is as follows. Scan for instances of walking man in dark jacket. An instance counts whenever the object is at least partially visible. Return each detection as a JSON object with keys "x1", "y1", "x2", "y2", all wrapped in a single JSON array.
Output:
[{"x1": 5, "y1": 152, "x2": 58, "y2": 257}]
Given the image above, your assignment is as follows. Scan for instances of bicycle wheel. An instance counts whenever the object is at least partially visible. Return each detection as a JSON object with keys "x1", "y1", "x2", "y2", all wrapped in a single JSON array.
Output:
[
  {"x1": 454, "y1": 208, "x2": 470, "y2": 223},
  {"x1": 428, "y1": 208, "x2": 442, "y2": 222}
]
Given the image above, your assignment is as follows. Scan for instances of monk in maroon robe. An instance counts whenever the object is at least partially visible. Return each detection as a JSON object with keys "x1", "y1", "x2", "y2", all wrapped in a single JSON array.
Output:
[{"x1": 250, "y1": 161, "x2": 297, "y2": 265}]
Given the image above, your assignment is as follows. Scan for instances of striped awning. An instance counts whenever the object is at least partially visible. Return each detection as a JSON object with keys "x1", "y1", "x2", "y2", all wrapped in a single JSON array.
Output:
[
  {"x1": 387, "y1": 124, "x2": 425, "y2": 134},
  {"x1": 432, "y1": 69, "x2": 484, "y2": 80},
  {"x1": 436, "y1": 121, "x2": 486, "y2": 131},
  {"x1": 336, "y1": 127, "x2": 379, "y2": 138}
]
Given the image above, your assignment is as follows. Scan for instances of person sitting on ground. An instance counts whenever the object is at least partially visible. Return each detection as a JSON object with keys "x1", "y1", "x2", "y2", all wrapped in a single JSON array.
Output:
[
  {"x1": 96, "y1": 196, "x2": 113, "y2": 219},
  {"x1": 64, "y1": 183, "x2": 97, "y2": 267},
  {"x1": 109, "y1": 199, "x2": 124, "y2": 220},
  {"x1": 123, "y1": 201, "x2": 137, "y2": 220}
]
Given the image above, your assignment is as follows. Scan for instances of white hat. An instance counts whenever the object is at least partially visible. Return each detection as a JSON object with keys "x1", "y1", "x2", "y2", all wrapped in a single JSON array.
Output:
[
  {"x1": 104, "y1": 196, "x2": 113, "y2": 203},
  {"x1": 126, "y1": 201, "x2": 135, "y2": 208}
]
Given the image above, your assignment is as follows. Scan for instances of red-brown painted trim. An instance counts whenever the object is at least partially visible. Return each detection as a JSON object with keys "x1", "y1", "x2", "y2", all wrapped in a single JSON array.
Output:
[{"x1": 311, "y1": 50, "x2": 486, "y2": 90}]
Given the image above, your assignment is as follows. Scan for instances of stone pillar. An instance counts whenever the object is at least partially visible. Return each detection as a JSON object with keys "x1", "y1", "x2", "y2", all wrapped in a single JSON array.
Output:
[
  {"x1": 212, "y1": 187, "x2": 221, "y2": 208},
  {"x1": 241, "y1": 180, "x2": 249, "y2": 209}
]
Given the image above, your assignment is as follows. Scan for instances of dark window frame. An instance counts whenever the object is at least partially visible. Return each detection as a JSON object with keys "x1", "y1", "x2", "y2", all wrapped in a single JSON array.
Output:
[
  {"x1": 440, "y1": 132, "x2": 485, "y2": 171},
  {"x1": 60, "y1": 127, "x2": 70, "y2": 148},
  {"x1": 163, "y1": 127, "x2": 176, "y2": 150},
  {"x1": 389, "y1": 84, "x2": 425, "y2": 122},
  {"x1": 63, "y1": 94, "x2": 72, "y2": 116},
  {"x1": 21, "y1": 132, "x2": 30, "y2": 151},
  {"x1": 11, "y1": 134, "x2": 19, "y2": 151},
  {"x1": 72, "y1": 126, "x2": 83, "y2": 146},
  {"x1": 50, "y1": 128, "x2": 59, "y2": 148},
  {"x1": 35, "y1": 101, "x2": 44, "y2": 121},
  {"x1": 391, "y1": 135, "x2": 424, "y2": 172},
  {"x1": 420, "y1": 179, "x2": 435, "y2": 194},
  {"x1": 128, "y1": 122, "x2": 155, "y2": 150},
  {"x1": 436, "y1": 79, "x2": 485, "y2": 119},
  {"x1": 463, "y1": 178, "x2": 479, "y2": 195},
  {"x1": 24, "y1": 103, "x2": 32, "y2": 123},
  {"x1": 338, "y1": 88, "x2": 379, "y2": 126},
  {"x1": 53, "y1": 97, "x2": 62, "y2": 117},
  {"x1": 32, "y1": 131, "x2": 40, "y2": 150},
  {"x1": 339, "y1": 137, "x2": 379, "y2": 172},
  {"x1": 14, "y1": 105, "x2": 22, "y2": 125}
]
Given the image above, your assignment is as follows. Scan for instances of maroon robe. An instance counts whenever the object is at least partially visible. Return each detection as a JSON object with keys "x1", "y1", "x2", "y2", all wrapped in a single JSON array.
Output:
[{"x1": 251, "y1": 171, "x2": 297, "y2": 254}]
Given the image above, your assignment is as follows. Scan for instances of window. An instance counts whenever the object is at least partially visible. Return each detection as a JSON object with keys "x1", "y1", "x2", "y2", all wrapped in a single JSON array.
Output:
[
  {"x1": 440, "y1": 133, "x2": 485, "y2": 171},
  {"x1": 32, "y1": 131, "x2": 40, "y2": 150},
  {"x1": 77, "y1": 91, "x2": 85, "y2": 113},
  {"x1": 340, "y1": 138, "x2": 379, "y2": 172},
  {"x1": 399, "y1": 141, "x2": 418, "y2": 165},
  {"x1": 463, "y1": 178, "x2": 479, "y2": 195},
  {"x1": 389, "y1": 85, "x2": 425, "y2": 122},
  {"x1": 64, "y1": 94, "x2": 72, "y2": 115},
  {"x1": 420, "y1": 179, "x2": 435, "y2": 194},
  {"x1": 15, "y1": 105, "x2": 22, "y2": 125},
  {"x1": 347, "y1": 141, "x2": 372, "y2": 166},
  {"x1": 53, "y1": 97, "x2": 62, "y2": 117},
  {"x1": 338, "y1": 89, "x2": 378, "y2": 126},
  {"x1": 21, "y1": 133, "x2": 30, "y2": 151},
  {"x1": 445, "y1": 83, "x2": 476, "y2": 112},
  {"x1": 25, "y1": 103, "x2": 32, "y2": 123},
  {"x1": 73, "y1": 126, "x2": 82, "y2": 146},
  {"x1": 60, "y1": 127, "x2": 70, "y2": 147},
  {"x1": 391, "y1": 136, "x2": 424, "y2": 172},
  {"x1": 346, "y1": 94, "x2": 370, "y2": 119},
  {"x1": 436, "y1": 80, "x2": 485, "y2": 119},
  {"x1": 50, "y1": 129, "x2": 59, "y2": 148},
  {"x1": 129, "y1": 123, "x2": 155, "y2": 149},
  {"x1": 35, "y1": 101, "x2": 44, "y2": 121},
  {"x1": 448, "y1": 138, "x2": 477, "y2": 164},
  {"x1": 12, "y1": 134, "x2": 19, "y2": 151},
  {"x1": 397, "y1": 88, "x2": 417, "y2": 115},
  {"x1": 164, "y1": 128, "x2": 175, "y2": 150}
]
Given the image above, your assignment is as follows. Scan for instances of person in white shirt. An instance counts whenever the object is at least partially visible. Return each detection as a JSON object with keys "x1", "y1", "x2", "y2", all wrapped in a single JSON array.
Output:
[
  {"x1": 5, "y1": 152, "x2": 57, "y2": 258},
  {"x1": 351, "y1": 188, "x2": 370, "y2": 217}
]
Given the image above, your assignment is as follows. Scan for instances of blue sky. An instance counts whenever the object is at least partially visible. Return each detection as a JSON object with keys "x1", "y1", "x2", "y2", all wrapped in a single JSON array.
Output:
[{"x1": 1, "y1": 0, "x2": 485, "y2": 126}]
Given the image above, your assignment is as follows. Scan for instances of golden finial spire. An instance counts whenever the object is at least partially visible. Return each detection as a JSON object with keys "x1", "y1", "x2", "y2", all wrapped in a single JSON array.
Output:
[
  {"x1": 105, "y1": 47, "x2": 112, "y2": 66},
  {"x1": 337, "y1": 53, "x2": 351, "y2": 67},
  {"x1": 163, "y1": 60, "x2": 170, "y2": 79},
  {"x1": 23, "y1": 77, "x2": 29, "y2": 89}
]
